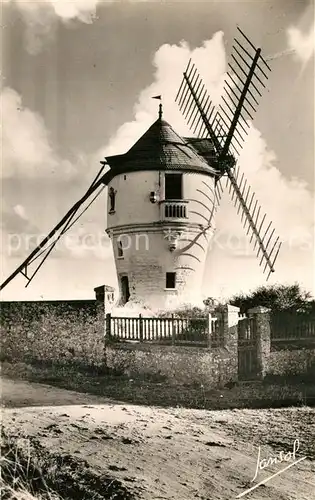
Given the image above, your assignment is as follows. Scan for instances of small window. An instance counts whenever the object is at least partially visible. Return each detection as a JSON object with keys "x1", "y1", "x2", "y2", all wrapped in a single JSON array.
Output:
[
  {"x1": 109, "y1": 187, "x2": 117, "y2": 213},
  {"x1": 166, "y1": 272, "x2": 176, "y2": 289},
  {"x1": 117, "y1": 240, "x2": 123, "y2": 258},
  {"x1": 165, "y1": 173, "x2": 183, "y2": 200}
]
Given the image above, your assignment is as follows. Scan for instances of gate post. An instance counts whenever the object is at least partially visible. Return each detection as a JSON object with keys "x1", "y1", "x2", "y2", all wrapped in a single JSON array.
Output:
[
  {"x1": 248, "y1": 306, "x2": 271, "y2": 379},
  {"x1": 105, "y1": 313, "x2": 112, "y2": 339},
  {"x1": 224, "y1": 305, "x2": 239, "y2": 380}
]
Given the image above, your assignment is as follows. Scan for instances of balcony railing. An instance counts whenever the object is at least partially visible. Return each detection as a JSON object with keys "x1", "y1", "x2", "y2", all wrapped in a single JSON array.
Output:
[{"x1": 161, "y1": 200, "x2": 188, "y2": 220}]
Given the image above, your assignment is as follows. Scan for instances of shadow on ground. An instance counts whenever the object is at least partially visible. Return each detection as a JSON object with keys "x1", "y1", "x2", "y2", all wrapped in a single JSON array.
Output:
[{"x1": 2, "y1": 360, "x2": 315, "y2": 411}]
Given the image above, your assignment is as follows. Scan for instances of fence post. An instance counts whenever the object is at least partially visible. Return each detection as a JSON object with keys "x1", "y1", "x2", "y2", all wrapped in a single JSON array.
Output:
[
  {"x1": 171, "y1": 314, "x2": 176, "y2": 345},
  {"x1": 139, "y1": 314, "x2": 143, "y2": 342},
  {"x1": 207, "y1": 312, "x2": 212, "y2": 347}
]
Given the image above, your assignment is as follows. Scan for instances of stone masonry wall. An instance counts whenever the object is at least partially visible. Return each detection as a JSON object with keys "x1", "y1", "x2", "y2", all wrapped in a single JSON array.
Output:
[
  {"x1": 106, "y1": 342, "x2": 238, "y2": 388},
  {"x1": 248, "y1": 307, "x2": 315, "y2": 379},
  {"x1": 268, "y1": 348, "x2": 315, "y2": 376},
  {"x1": 0, "y1": 299, "x2": 105, "y2": 366}
]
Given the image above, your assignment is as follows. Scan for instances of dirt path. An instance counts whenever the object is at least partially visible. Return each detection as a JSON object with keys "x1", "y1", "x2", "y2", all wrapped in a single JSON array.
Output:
[
  {"x1": 2, "y1": 377, "x2": 314, "y2": 500},
  {"x1": 1, "y1": 376, "x2": 116, "y2": 408}
]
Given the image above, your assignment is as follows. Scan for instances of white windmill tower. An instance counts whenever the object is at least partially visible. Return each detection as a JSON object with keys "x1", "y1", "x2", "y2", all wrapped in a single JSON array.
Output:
[{"x1": 105, "y1": 102, "x2": 218, "y2": 311}]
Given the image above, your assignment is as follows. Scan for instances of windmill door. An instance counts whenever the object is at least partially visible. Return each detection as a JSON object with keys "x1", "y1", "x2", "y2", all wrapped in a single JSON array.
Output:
[
  {"x1": 121, "y1": 276, "x2": 130, "y2": 305},
  {"x1": 238, "y1": 317, "x2": 259, "y2": 380}
]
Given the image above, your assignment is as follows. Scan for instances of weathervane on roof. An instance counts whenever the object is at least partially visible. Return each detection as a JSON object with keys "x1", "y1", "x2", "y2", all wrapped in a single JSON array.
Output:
[{"x1": 152, "y1": 95, "x2": 163, "y2": 119}]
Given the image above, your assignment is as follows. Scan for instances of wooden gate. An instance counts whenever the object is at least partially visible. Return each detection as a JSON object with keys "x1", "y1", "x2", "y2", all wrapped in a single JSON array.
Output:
[{"x1": 238, "y1": 316, "x2": 259, "y2": 380}]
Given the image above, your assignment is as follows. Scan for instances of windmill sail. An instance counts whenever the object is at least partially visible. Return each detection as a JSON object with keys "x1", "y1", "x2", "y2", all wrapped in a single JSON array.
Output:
[
  {"x1": 0, "y1": 165, "x2": 110, "y2": 291},
  {"x1": 176, "y1": 27, "x2": 281, "y2": 279},
  {"x1": 226, "y1": 169, "x2": 281, "y2": 279},
  {"x1": 217, "y1": 27, "x2": 271, "y2": 161},
  {"x1": 176, "y1": 59, "x2": 222, "y2": 155}
]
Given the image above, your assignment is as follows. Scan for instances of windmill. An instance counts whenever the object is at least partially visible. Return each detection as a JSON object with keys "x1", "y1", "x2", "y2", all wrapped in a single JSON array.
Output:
[
  {"x1": 175, "y1": 27, "x2": 281, "y2": 280},
  {"x1": 0, "y1": 27, "x2": 281, "y2": 294}
]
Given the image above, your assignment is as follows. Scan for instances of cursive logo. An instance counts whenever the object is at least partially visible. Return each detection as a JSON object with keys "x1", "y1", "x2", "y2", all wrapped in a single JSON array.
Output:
[
  {"x1": 236, "y1": 439, "x2": 307, "y2": 498},
  {"x1": 251, "y1": 438, "x2": 300, "y2": 482}
]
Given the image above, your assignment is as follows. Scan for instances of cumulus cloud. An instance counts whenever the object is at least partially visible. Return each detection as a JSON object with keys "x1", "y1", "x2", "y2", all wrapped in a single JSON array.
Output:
[
  {"x1": 1, "y1": 87, "x2": 76, "y2": 178},
  {"x1": 4, "y1": 0, "x2": 101, "y2": 54},
  {"x1": 216, "y1": 124, "x2": 314, "y2": 244},
  {"x1": 1, "y1": 86, "x2": 110, "y2": 267},
  {"x1": 1, "y1": 199, "x2": 39, "y2": 235},
  {"x1": 287, "y1": 21, "x2": 315, "y2": 66},
  {"x1": 101, "y1": 31, "x2": 226, "y2": 157},
  {"x1": 4, "y1": 0, "x2": 151, "y2": 54},
  {"x1": 3, "y1": 0, "x2": 101, "y2": 21}
]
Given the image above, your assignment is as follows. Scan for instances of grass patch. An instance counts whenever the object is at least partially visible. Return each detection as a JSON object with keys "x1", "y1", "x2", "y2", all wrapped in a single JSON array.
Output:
[{"x1": 1, "y1": 430, "x2": 135, "y2": 500}]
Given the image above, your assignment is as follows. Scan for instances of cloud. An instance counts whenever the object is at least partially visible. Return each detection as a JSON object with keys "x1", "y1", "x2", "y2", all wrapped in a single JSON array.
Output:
[
  {"x1": 1, "y1": 199, "x2": 39, "y2": 235},
  {"x1": 3, "y1": 0, "x2": 101, "y2": 21},
  {"x1": 13, "y1": 204, "x2": 28, "y2": 220},
  {"x1": 1, "y1": 195, "x2": 112, "y2": 262},
  {"x1": 5, "y1": 0, "x2": 151, "y2": 54},
  {"x1": 1, "y1": 87, "x2": 76, "y2": 179},
  {"x1": 101, "y1": 31, "x2": 226, "y2": 158},
  {"x1": 287, "y1": 21, "x2": 315, "y2": 66},
  {"x1": 1, "y1": 86, "x2": 110, "y2": 267},
  {"x1": 216, "y1": 124, "x2": 314, "y2": 244},
  {"x1": 4, "y1": 0, "x2": 102, "y2": 54}
]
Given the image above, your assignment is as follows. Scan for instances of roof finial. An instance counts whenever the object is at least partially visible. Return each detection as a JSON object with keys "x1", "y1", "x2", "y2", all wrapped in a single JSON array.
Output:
[{"x1": 159, "y1": 102, "x2": 163, "y2": 120}]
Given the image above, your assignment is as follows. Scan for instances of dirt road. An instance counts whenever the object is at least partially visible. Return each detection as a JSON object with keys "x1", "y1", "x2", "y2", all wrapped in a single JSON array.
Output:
[
  {"x1": 2, "y1": 377, "x2": 315, "y2": 500},
  {"x1": 2, "y1": 376, "x2": 115, "y2": 407}
]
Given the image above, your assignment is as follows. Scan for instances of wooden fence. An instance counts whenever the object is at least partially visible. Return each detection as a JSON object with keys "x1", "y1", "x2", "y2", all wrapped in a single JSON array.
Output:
[
  {"x1": 271, "y1": 312, "x2": 315, "y2": 344},
  {"x1": 106, "y1": 313, "x2": 212, "y2": 346}
]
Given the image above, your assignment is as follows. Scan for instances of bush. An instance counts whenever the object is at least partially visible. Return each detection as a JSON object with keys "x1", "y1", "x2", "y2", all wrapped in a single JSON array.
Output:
[
  {"x1": 228, "y1": 283, "x2": 315, "y2": 314},
  {"x1": 158, "y1": 305, "x2": 207, "y2": 319}
]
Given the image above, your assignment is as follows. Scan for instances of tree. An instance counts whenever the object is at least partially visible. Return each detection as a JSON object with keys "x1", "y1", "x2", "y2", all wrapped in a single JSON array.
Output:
[{"x1": 228, "y1": 283, "x2": 315, "y2": 314}]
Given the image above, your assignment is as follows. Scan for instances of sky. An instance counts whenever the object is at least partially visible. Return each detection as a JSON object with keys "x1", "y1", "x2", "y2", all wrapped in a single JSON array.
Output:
[{"x1": 1, "y1": 0, "x2": 314, "y2": 302}]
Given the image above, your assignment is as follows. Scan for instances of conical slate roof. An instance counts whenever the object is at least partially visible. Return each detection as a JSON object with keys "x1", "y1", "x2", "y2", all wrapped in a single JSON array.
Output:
[{"x1": 106, "y1": 117, "x2": 217, "y2": 177}]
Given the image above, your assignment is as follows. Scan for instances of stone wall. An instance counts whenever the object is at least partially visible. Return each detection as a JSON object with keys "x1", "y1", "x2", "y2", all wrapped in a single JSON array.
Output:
[
  {"x1": 106, "y1": 342, "x2": 238, "y2": 387},
  {"x1": 268, "y1": 348, "x2": 315, "y2": 376},
  {"x1": 0, "y1": 299, "x2": 100, "y2": 324},
  {"x1": 0, "y1": 298, "x2": 105, "y2": 366},
  {"x1": 248, "y1": 307, "x2": 315, "y2": 379},
  {"x1": 2, "y1": 295, "x2": 314, "y2": 384},
  {"x1": 106, "y1": 305, "x2": 315, "y2": 385}
]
